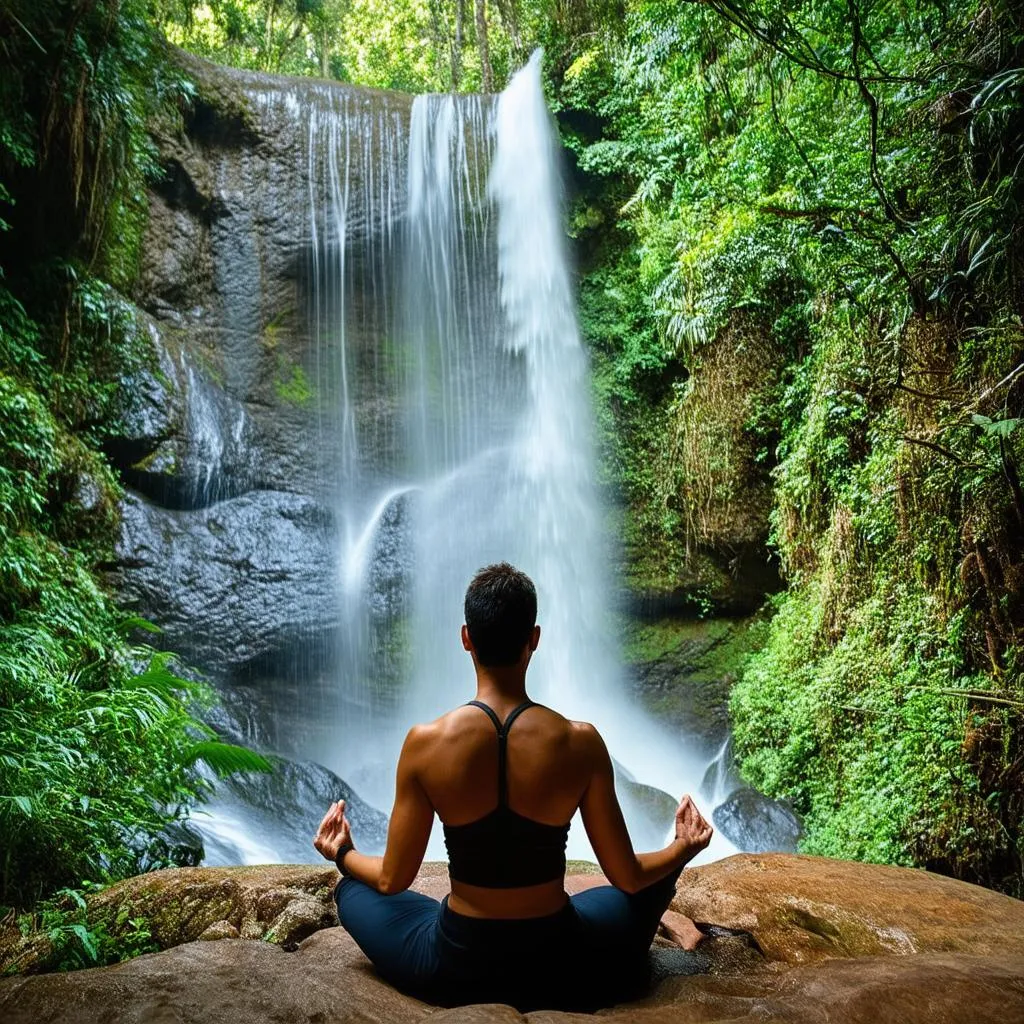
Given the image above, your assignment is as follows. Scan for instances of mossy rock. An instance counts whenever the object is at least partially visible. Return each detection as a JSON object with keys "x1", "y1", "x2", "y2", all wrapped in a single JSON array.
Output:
[{"x1": 1, "y1": 866, "x2": 340, "y2": 976}]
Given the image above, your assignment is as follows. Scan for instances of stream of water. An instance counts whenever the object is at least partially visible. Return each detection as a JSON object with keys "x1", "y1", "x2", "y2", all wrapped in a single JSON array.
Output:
[{"x1": 196, "y1": 53, "x2": 741, "y2": 865}]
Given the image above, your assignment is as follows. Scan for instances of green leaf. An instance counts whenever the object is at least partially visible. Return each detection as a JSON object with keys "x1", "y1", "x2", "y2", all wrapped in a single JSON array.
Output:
[
  {"x1": 187, "y1": 741, "x2": 275, "y2": 778},
  {"x1": 971, "y1": 414, "x2": 1020, "y2": 438},
  {"x1": 69, "y1": 923, "x2": 98, "y2": 961},
  {"x1": 116, "y1": 616, "x2": 162, "y2": 637},
  {"x1": 989, "y1": 418, "x2": 1020, "y2": 439},
  {"x1": 8, "y1": 795, "x2": 34, "y2": 817}
]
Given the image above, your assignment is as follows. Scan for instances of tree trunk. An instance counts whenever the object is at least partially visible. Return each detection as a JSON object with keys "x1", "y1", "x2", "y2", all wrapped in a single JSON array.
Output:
[
  {"x1": 429, "y1": 0, "x2": 457, "y2": 90},
  {"x1": 263, "y1": 0, "x2": 278, "y2": 71},
  {"x1": 453, "y1": 0, "x2": 465, "y2": 90},
  {"x1": 475, "y1": 0, "x2": 493, "y2": 92},
  {"x1": 493, "y1": 0, "x2": 522, "y2": 58}
]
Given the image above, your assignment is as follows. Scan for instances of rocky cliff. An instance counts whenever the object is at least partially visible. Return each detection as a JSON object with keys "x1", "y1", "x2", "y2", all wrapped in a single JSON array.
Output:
[{"x1": 106, "y1": 54, "x2": 413, "y2": 763}]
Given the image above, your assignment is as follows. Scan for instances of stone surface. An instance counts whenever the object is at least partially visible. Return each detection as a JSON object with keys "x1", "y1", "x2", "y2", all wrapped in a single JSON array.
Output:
[
  {"x1": 109, "y1": 312, "x2": 261, "y2": 510},
  {"x1": 203, "y1": 759, "x2": 390, "y2": 865},
  {"x1": 624, "y1": 615, "x2": 761, "y2": 756},
  {"x1": 198, "y1": 920, "x2": 239, "y2": 940},
  {"x1": 711, "y1": 788, "x2": 802, "y2": 854},
  {"x1": 675, "y1": 853, "x2": 1024, "y2": 966},
  {"x1": 3, "y1": 856, "x2": 1024, "y2": 1022},
  {"x1": 112, "y1": 489, "x2": 338, "y2": 672},
  {"x1": 130, "y1": 51, "x2": 414, "y2": 500}
]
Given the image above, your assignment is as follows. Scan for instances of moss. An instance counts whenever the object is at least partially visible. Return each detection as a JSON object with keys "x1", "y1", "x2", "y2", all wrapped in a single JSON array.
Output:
[
  {"x1": 99, "y1": 189, "x2": 149, "y2": 295},
  {"x1": 623, "y1": 613, "x2": 769, "y2": 748},
  {"x1": 131, "y1": 447, "x2": 177, "y2": 476},
  {"x1": 274, "y1": 357, "x2": 314, "y2": 407}
]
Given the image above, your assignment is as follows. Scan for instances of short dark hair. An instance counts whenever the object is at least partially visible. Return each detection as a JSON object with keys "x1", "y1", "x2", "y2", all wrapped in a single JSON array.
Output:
[{"x1": 464, "y1": 563, "x2": 537, "y2": 667}]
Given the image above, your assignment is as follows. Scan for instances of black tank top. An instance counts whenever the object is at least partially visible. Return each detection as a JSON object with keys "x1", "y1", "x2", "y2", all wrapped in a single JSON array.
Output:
[{"x1": 443, "y1": 700, "x2": 570, "y2": 888}]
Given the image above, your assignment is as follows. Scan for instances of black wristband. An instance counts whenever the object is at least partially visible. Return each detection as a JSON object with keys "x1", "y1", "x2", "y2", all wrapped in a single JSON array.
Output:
[{"x1": 334, "y1": 841, "x2": 355, "y2": 876}]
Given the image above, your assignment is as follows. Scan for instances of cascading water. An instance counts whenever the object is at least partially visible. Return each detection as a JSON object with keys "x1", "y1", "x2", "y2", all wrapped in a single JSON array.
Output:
[
  {"x1": 192, "y1": 54, "x2": 739, "y2": 864},
  {"x1": 327, "y1": 52, "x2": 736, "y2": 860}
]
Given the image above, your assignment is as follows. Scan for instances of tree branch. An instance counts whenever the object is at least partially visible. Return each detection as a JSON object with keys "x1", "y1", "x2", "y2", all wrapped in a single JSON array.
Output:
[
  {"x1": 901, "y1": 434, "x2": 985, "y2": 467},
  {"x1": 700, "y1": 0, "x2": 927, "y2": 85},
  {"x1": 848, "y1": 0, "x2": 911, "y2": 229}
]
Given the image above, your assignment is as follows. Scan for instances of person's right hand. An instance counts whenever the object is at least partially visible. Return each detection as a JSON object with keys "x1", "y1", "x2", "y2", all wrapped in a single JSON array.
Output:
[
  {"x1": 674, "y1": 794, "x2": 713, "y2": 856},
  {"x1": 313, "y1": 799, "x2": 353, "y2": 862}
]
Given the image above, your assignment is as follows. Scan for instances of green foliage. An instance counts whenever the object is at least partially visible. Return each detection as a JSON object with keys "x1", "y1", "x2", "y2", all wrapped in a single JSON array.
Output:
[
  {"x1": 158, "y1": 0, "x2": 521, "y2": 90},
  {"x1": 732, "y1": 582, "x2": 971, "y2": 864},
  {"x1": 0, "y1": 0, "x2": 273, "y2": 917},
  {"x1": 0, "y1": 550, "x2": 274, "y2": 908},
  {"x1": 19, "y1": 884, "x2": 159, "y2": 971}
]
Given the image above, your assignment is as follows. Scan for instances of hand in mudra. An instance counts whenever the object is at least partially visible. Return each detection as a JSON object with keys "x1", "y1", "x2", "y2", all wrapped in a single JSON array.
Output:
[
  {"x1": 674, "y1": 794, "x2": 713, "y2": 857},
  {"x1": 313, "y1": 799, "x2": 353, "y2": 862}
]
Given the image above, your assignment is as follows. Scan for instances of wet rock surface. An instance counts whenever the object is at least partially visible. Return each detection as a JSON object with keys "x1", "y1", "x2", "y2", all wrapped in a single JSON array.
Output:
[
  {"x1": 3, "y1": 856, "x2": 1023, "y2": 1022},
  {"x1": 110, "y1": 314, "x2": 261, "y2": 510},
  {"x1": 203, "y1": 759, "x2": 389, "y2": 865},
  {"x1": 624, "y1": 616, "x2": 760, "y2": 756},
  {"x1": 112, "y1": 490, "x2": 338, "y2": 674},
  {"x1": 110, "y1": 53, "x2": 414, "y2": 678},
  {"x1": 712, "y1": 788, "x2": 802, "y2": 854}
]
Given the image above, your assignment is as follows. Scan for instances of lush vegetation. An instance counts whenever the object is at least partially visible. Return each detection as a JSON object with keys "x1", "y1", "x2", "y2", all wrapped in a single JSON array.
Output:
[
  {"x1": 552, "y1": 0, "x2": 1024, "y2": 893},
  {"x1": 0, "y1": 0, "x2": 266, "y2": 920},
  {"x1": 152, "y1": 0, "x2": 618, "y2": 91}
]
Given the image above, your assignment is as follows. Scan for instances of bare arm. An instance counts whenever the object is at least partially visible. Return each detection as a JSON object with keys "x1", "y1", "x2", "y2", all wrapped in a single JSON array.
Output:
[
  {"x1": 577, "y1": 724, "x2": 713, "y2": 894},
  {"x1": 313, "y1": 726, "x2": 435, "y2": 894}
]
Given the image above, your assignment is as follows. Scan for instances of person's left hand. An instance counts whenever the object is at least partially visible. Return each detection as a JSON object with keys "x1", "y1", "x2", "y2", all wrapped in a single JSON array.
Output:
[{"x1": 313, "y1": 799, "x2": 353, "y2": 862}]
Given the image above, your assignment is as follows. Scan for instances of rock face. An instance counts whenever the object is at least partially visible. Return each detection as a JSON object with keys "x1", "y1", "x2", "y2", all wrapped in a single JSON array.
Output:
[
  {"x1": 102, "y1": 55, "x2": 421, "y2": 852},
  {"x1": 115, "y1": 490, "x2": 338, "y2": 673},
  {"x1": 203, "y1": 760, "x2": 390, "y2": 865},
  {"x1": 2, "y1": 856, "x2": 1023, "y2": 1023},
  {"x1": 109, "y1": 56, "x2": 414, "y2": 683}
]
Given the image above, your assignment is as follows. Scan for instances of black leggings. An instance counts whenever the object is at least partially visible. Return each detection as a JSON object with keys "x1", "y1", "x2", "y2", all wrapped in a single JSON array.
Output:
[{"x1": 335, "y1": 868, "x2": 682, "y2": 1012}]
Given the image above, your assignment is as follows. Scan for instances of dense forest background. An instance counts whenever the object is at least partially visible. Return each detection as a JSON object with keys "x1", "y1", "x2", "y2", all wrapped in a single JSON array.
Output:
[{"x1": 1, "y1": 0, "x2": 1021, "y2": 944}]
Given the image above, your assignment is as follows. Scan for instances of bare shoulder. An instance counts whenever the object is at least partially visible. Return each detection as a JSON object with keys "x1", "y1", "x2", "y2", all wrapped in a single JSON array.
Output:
[
  {"x1": 399, "y1": 716, "x2": 449, "y2": 762},
  {"x1": 566, "y1": 719, "x2": 610, "y2": 765},
  {"x1": 407, "y1": 705, "x2": 485, "y2": 748}
]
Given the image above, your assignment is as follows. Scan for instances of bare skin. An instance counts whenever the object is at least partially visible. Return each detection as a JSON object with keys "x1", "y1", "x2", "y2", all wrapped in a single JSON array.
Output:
[{"x1": 314, "y1": 621, "x2": 713, "y2": 931}]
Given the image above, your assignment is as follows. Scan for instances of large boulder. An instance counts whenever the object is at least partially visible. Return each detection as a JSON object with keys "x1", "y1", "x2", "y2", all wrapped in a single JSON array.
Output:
[
  {"x1": 711, "y1": 788, "x2": 802, "y2": 854},
  {"x1": 674, "y1": 852, "x2": 1024, "y2": 966},
  {"x1": 200, "y1": 759, "x2": 390, "y2": 866},
  {"x1": 3, "y1": 856, "x2": 1023, "y2": 1022},
  {"x1": 112, "y1": 489, "x2": 338, "y2": 673}
]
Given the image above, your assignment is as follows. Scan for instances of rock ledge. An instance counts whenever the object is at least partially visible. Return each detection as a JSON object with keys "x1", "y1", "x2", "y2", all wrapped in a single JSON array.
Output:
[{"x1": 1, "y1": 855, "x2": 1022, "y2": 1023}]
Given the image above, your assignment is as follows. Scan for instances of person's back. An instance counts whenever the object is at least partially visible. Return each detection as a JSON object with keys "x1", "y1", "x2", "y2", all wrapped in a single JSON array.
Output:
[
  {"x1": 410, "y1": 699, "x2": 588, "y2": 919},
  {"x1": 313, "y1": 562, "x2": 714, "y2": 1011}
]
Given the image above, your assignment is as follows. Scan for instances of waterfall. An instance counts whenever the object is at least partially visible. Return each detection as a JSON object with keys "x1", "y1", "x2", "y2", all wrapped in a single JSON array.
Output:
[
  {"x1": 189, "y1": 55, "x2": 737, "y2": 864},
  {"x1": 328, "y1": 53, "x2": 736, "y2": 860}
]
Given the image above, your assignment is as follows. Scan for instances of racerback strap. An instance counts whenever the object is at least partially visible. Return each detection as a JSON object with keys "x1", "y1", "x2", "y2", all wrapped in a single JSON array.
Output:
[{"x1": 466, "y1": 699, "x2": 536, "y2": 807}]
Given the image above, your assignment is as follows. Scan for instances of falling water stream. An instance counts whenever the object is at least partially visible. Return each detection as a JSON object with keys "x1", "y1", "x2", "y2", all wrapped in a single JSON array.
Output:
[{"x1": 196, "y1": 53, "x2": 740, "y2": 865}]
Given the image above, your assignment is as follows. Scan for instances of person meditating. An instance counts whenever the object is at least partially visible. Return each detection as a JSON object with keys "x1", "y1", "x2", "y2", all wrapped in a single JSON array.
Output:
[{"x1": 313, "y1": 562, "x2": 713, "y2": 1012}]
